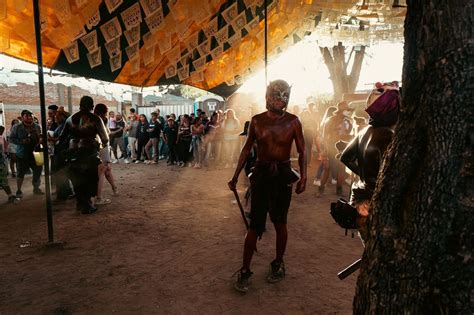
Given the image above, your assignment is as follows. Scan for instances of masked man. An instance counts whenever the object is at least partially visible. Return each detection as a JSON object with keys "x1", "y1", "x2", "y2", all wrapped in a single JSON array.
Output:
[
  {"x1": 59, "y1": 96, "x2": 108, "y2": 214},
  {"x1": 228, "y1": 80, "x2": 307, "y2": 293},
  {"x1": 340, "y1": 82, "x2": 400, "y2": 241}
]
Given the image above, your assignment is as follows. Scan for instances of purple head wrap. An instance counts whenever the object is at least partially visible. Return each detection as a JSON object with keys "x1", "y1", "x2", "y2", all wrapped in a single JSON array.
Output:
[{"x1": 366, "y1": 89, "x2": 400, "y2": 127}]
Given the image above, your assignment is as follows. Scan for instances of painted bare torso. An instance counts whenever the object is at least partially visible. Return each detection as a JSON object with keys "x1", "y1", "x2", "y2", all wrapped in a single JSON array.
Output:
[{"x1": 252, "y1": 111, "x2": 299, "y2": 162}]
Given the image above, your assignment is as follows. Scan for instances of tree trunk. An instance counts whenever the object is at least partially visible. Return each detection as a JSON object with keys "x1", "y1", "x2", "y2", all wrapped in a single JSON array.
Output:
[
  {"x1": 319, "y1": 43, "x2": 365, "y2": 101},
  {"x1": 354, "y1": 1, "x2": 473, "y2": 313}
]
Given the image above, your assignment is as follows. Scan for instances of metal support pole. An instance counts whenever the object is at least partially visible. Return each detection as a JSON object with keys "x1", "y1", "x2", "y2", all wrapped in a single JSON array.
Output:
[
  {"x1": 264, "y1": 0, "x2": 268, "y2": 86},
  {"x1": 33, "y1": 0, "x2": 54, "y2": 243}
]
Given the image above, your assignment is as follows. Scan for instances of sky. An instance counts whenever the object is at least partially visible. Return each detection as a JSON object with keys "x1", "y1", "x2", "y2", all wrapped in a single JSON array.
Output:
[{"x1": 0, "y1": 41, "x2": 403, "y2": 104}]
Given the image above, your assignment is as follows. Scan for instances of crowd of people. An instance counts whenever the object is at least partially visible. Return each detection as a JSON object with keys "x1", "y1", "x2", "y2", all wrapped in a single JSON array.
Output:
[
  {"x1": 0, "y1": 80, "x2": 400, "y2": 294},
  {"x1": 0, "y1": 93, "x2": 374, "y2": 207}
]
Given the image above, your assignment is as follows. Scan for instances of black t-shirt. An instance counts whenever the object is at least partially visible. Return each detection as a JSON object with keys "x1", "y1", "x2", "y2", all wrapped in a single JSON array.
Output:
[
  {"x1": 114, "y1": 120, "x2": 125, "y2": 138},
  {"x1": 164, "y1": 125, "x2": 178, "y2": 143},
  {"x1": 148, "y1": 120, "x2": 161, "y2": 138}
]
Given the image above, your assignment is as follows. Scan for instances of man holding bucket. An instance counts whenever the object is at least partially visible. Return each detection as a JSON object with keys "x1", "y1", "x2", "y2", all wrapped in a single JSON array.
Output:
[{"x1": 9, "y1": 109, "x2": 44, "y2": 198}]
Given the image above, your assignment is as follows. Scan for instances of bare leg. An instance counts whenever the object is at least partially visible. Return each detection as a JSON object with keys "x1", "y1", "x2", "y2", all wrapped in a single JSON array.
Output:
[
  {"x1": 242, "y1": 229, "x2": 258, "y2": 270},
  {"x1": 104, "y1": 165, "x2": 116, "y2": 192},
  {"x1": 96, "y1": 164, "x2": 106, "y2": 198},
  {"x1": 320, "y1": 160, "x2": 330, "y2": 186},
  {"x1": 9, "y1": 155, "x2": 16, "y2": 176},
  {"x1": 274, "y1": 223, "x2": 288, "y2": 262}
]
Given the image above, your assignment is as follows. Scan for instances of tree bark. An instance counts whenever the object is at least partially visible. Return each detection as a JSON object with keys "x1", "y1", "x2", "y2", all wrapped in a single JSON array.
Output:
[
  {"x1": 319, "y1": 42, "x2": 365, "y2": 101},
  {"x1": 354, "y1": 0, "x2": 474, "y2": 313}
]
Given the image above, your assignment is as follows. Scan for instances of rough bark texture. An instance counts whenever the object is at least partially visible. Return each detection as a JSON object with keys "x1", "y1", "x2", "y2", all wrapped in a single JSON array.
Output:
[
  {"x1": 320, "y1": 43, "x2": 366, "y2": 100},
  {"x1": 354, "y1": 1, "x2": 473, "y2": 314}
]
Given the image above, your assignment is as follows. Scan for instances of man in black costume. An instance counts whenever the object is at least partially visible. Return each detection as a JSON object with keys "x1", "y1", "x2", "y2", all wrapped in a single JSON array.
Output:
[
  {"x1": 340, "y1": 82, "x2": 400, "y2": 240},
  {"x1": 228, "y1": 80, "x2": 307, "y2": 293},
  {"x1": 59, "y1": 96, "x2": 109, "y2": 214}
]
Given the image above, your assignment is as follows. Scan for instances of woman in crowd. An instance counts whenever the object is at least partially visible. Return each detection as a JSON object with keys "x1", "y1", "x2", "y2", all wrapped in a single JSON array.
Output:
[
  {"x1": 7, "y1": 119, "x2": 19, "y2": 177},
  {"x1": 176, "y1": 114, "x2": 192, "y2": 167},
  {"x1": 93, "y1": 103, "x2": 117, "y2": 205},
  {"x1": 125, "y1": 114, "x2": 139, "y2": 163},
  {"x1": 191, "y1": 116, "x2": 205, "y2": 168},
  {"x1": 203, "y1": 111, "x2": 220, "y2": 163},
  {"x1": 221, "y1": 109, "x2": 241, "y2": 167},
  {"x1": 135, "y1": 114, "x2": 149, "y2": 163}
]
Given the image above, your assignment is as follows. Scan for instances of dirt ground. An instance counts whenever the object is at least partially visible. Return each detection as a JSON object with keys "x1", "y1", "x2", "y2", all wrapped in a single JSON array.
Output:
[{"x1": 0, "y1": 161, "x2": 363, "y2": 314}]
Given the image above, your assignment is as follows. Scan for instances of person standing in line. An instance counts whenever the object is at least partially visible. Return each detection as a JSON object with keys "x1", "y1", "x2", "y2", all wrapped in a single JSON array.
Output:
[
  {"x1": 135, "y1": 114, "x2": 149, "y2": 163},
  {"x1": 126, "y1": 114, "x2": 139, "y2": 163},
  {"x1": 163, "y1": 117, "x2": 178, "y2": 165},
  {"x1": 7, "y1": 119, "x2": 20, "y2": 177},
  {"x1": 144, "y1": 112, "x2": 161, "y2": 164}
]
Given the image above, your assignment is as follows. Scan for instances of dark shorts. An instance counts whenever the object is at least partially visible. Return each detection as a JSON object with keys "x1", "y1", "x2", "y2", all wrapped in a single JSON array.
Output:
[
  {"x1": 0, "y1": 162, "x2": 8, "y2": 187},
  {"x1": 249, "y1": 161, "x2": 299, "y2": 236}
]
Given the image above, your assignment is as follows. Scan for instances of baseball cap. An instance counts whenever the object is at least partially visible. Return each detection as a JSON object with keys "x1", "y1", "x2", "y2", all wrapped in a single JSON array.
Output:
[{"x1": 21, "y1": 109, "x2": 33, "y2": 116}]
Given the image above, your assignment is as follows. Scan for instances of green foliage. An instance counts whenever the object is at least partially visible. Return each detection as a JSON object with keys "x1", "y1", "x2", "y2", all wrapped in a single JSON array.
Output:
[{"x1": 168, "y1": 85, "x2": 213, "y2": 100}]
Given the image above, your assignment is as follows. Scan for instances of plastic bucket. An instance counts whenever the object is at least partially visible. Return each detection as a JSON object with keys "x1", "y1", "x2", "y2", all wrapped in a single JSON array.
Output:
[{"x1": 33, "y1": 151, "x2": 44, "y2": 166}]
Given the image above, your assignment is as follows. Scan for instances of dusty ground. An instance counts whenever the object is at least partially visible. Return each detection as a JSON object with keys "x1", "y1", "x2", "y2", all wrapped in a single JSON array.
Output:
[{"x1": 0, "y1": 161, "x2": 363, "y2": 314}]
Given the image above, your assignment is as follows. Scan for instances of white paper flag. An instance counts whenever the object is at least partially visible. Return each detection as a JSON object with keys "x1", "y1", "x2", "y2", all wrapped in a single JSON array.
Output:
[
  {"x1": 86, "y1": 10, "x2": 101, "y2": 30},
  {"x1": 245, "y1": 19, "x2": 260, "y2": 33},
  {"x1": 177, "y1": 65, "x2": 189, "y2": 81},
  {"x1": 165, "y1": 63, "x2": 177, "y2": 78},
  {"x1": 100, "y1": 17, "x2": 122, "y2": 43},
  {"x1": 157, "y1": 35, "x2": 171, "y2": 54},
  {"x1": 109, "y1": 52, "x2": 122, "y2": 72},
  {"x1": 192, "y1": 56, "x2": 206, "y2": 70},
  {"x1": 80, "y1": 30, "x2": 98, "y2": 53},
  {"x1": 124, "y1": 26, "x2": 140, "y2": 46},
  {"x1": 145, "y1": 9, "x2": 165, "y2": 33},
  {"x1": 125, "y1": 43, "x2": 140, "y2": 60},
  {"x1": 139, "y1": 0, "x2": 161, "y2": 17},
  {"x1": 179, "y1": 52, "x2": 191, "y2": 67},
  {"x1": 121, "y1": 2, "x2": 142, "y2": 30},
  {"x1": 105, "y1": 0, "x2": 123, "y2": 14},
  {"x1": 210, "y1": 45, "x2": 223, "y2": 59},
  {"x1": 130, "y1": 57, "x2": 140, "y2": 75},
  {"x1": 203, "y1": 17, "x2": 218, "y2": 39},
  {"x1": 87, "y1": 49, "x2": 102, "y2": 68},
  {"x1": 231, "y1": 11, "x2": 247, "y2": 31},
  {"x1": 227, "y1": 31, "x2": 241, "y2": 46},
  {"x1": 190, "y1": 70, "x2": 204, "y2": 83},
  {"x1": 53, "y1": 1, "x2": 72, "y2": 25},
  {"x1": 105, "y1": 37, "x2": 121, "y2": 57},
  {"x1": 185, "y1": 32, "x2": 199, "y2": 52},
  {"x1": 214, "y1": 26, "x2": 229, "y2": 45},
  {"x1": 225, "y1": 77, "x2": 235, "y2": 86},
  {"x1": 63, "y1": 41, "x2": 80, "y2": 64},
  {"x1": 142, "y1": 32, "x2": 155, "y2": 47},
  {"x1": 176, "y1": 19, "x2": 193, "y2": 41},
  {"x1": 167, "y1": 45, "x2": 181, "y2": 63},
  {"x1": 72, "y1": 27, "x2": 88, "y2": 41},
  {"x1": 143, "y1": 45, "x2": 156, "y2": 66},
  {"x1": 222, "y1": 2, "x2": 238, "y2": 24},
  {"x1": 197, "y1": 40, "x2": 211, "y2": 57}
]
